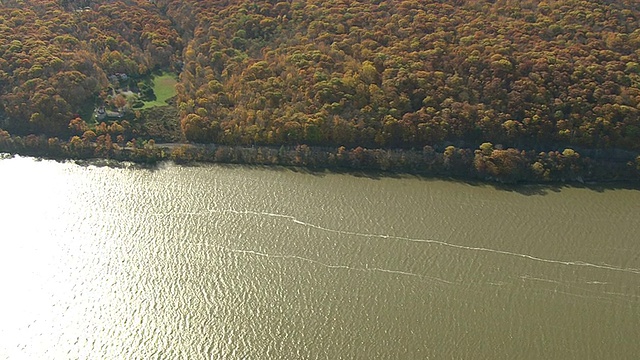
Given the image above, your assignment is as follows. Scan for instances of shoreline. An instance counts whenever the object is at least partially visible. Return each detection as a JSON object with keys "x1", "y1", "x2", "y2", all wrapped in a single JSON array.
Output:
[
  {"x1": 1, "y1": 133, "x2": 638, "y2": 185},
  {"x1": 3, "y1": 151, "x2": 639, "y2": 194}
]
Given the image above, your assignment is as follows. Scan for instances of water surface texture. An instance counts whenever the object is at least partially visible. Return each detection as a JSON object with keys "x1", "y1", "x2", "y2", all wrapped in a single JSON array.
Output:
[{"x1": 0, "y1": 156, "x2": 639, "y2": 359}]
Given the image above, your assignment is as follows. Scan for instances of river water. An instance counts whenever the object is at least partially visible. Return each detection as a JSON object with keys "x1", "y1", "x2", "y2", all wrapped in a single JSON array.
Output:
[{"x1": 0, "y1": 155, "x2": 638, "y2": 359}]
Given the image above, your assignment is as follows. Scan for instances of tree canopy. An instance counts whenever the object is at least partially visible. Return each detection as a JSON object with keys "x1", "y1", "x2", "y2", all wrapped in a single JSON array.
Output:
[{"x1": 1, "y1": 0, "x2": 640, "y2": 153}]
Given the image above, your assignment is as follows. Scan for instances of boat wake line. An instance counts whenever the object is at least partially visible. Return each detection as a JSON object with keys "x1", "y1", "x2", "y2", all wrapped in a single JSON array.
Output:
[
  {"x1": 196, "y1": 241, "x2": 455, "y2": 284},
  {"x1": 213, "y1": 208, "x2": 640, "y2": 276}
]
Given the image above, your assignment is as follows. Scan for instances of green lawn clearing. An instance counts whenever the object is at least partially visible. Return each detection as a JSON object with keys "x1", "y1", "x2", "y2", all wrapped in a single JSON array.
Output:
[{"x1": 141, "y1": 73, "x2": 178, "y2": 109}]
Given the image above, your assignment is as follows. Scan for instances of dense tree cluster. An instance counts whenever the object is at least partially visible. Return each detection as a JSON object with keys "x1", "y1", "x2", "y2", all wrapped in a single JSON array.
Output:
[
  {"x1": 0, "y1": 0, "x2": 182, "y2": 135},
  {"x1": 150, "y1": 0, "x2": 640, "y2": 151}
]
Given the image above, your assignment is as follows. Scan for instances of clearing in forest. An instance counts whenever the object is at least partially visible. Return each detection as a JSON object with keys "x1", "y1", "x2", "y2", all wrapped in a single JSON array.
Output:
[{"x1": 142, "y1": 73, "x2": 178, "y2": 109}]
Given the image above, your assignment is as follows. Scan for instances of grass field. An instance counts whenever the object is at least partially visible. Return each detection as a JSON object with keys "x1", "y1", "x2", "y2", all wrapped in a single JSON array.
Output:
[{"x1": 141, "y1": 73, "x2": 178, "y2": 109}]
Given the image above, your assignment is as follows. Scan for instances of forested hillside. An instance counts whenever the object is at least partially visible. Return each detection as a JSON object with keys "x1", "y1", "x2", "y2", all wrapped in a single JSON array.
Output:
[
  {"x1": 0, "y1": 0, "x2": 182, "y2": 135},
  {"x1": 158, "y1": 0, "x2": 640, "y2": 151},
  {"x1": 1, "y1": 0, "x2": 640, "y2": 161}
]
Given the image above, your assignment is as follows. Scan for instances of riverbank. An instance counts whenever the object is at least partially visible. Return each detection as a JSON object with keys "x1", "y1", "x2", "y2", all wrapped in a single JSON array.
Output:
[{"x1": 1, "y1": 130, "x2": 639, "y2": 184}]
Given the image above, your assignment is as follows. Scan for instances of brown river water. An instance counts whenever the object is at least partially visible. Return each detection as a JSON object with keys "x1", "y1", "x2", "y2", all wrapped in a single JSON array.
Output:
[{"x1": 0, "y1": 156, "x2": 638, "y2": 359}]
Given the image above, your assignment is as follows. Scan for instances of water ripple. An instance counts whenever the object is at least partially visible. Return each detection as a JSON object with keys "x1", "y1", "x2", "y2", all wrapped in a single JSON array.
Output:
[
  {"x1": 195, "y1": 242, "x2": 455, "y2": 285},
  {"x1": 213, "y1": 209, "x2": 640, "y2": 276}
]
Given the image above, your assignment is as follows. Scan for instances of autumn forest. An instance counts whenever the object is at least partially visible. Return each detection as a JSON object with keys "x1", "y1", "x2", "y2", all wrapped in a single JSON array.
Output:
[{"x1": 1, "y1": 0, "x2": 640, "y2": 182}]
